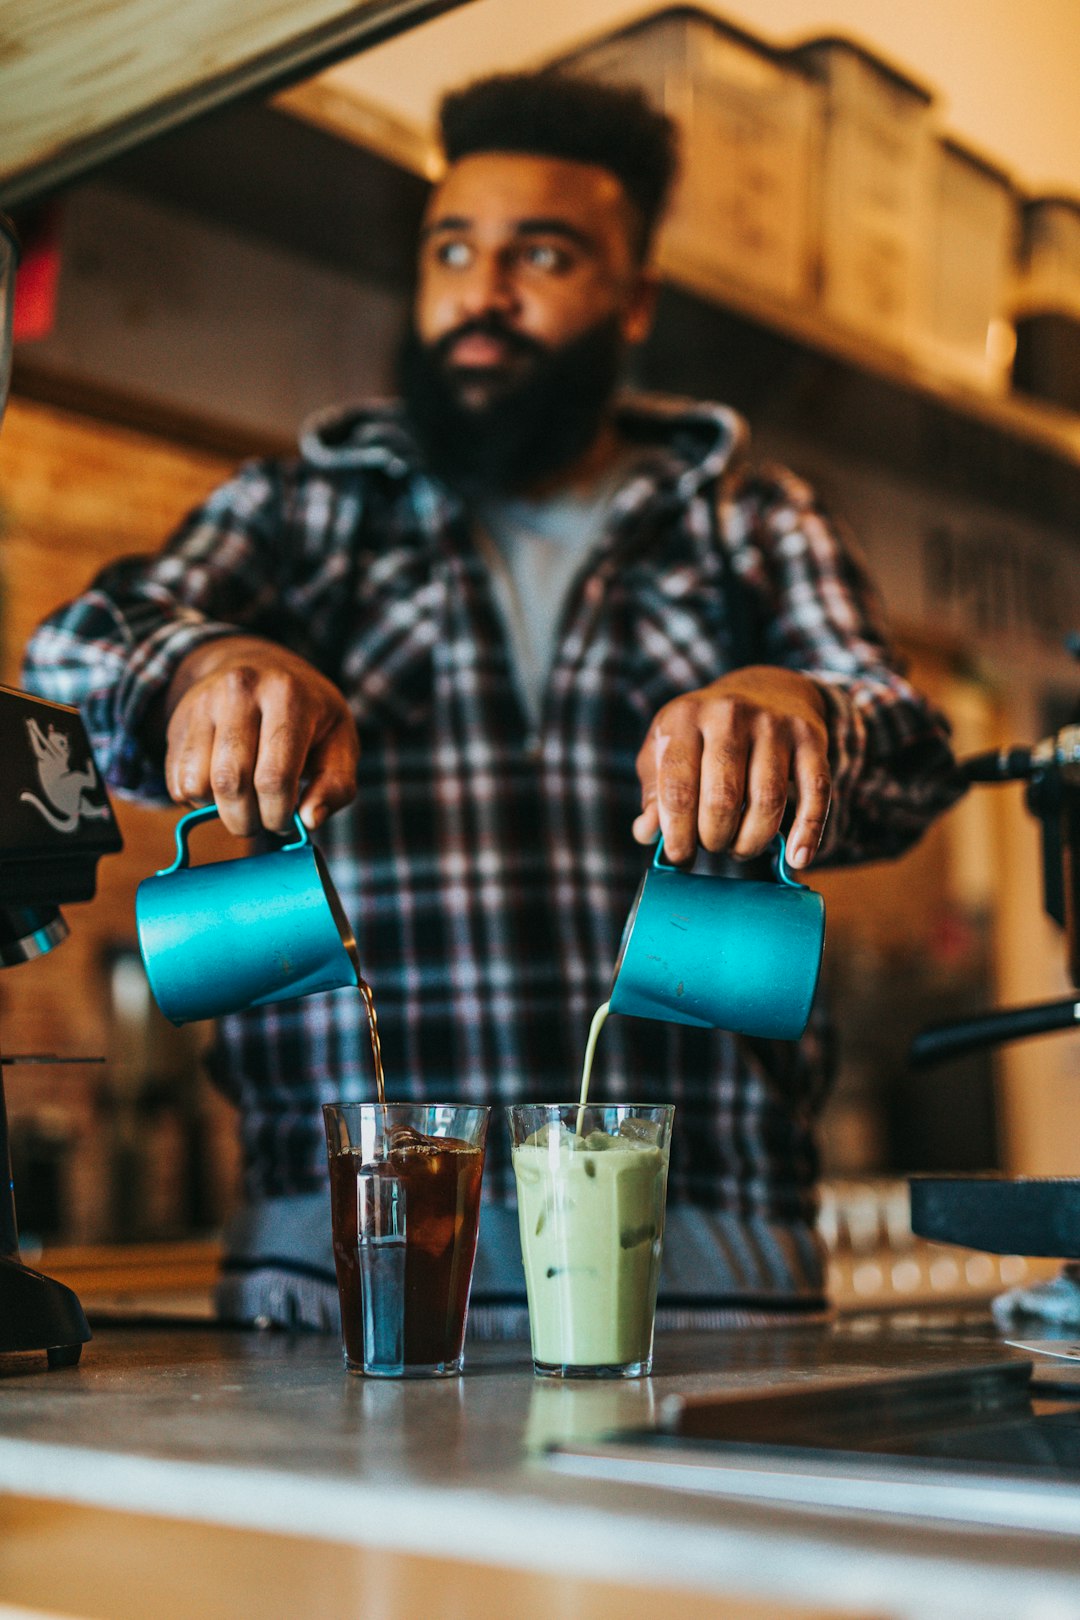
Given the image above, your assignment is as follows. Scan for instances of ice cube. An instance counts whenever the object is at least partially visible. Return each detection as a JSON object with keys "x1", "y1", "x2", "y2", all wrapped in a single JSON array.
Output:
[
  {"x1": 583, "y1": 1130, "x2": 615, "y2": 1152},
  {"x1": 619, "y1": 1222, "x2": 656, "y2": 1250},
  {"x1": 385, "y1": 1123, "x2": 432, "y2": 1154},
  {"x1": 618, "y1": 1118, "x2": 661, "y2": 1146},
  {"x1": 411, "y1": 1213, "x2": 456, "y2": 1259}
]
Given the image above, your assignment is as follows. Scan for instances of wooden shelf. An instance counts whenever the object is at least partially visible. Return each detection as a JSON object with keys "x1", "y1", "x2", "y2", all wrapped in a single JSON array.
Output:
[
  {"x1": 639, "y1": 281, "x2": 1080, "y2": 531},
  {"x1": 663, "y1": 253, "x2": 1080, "y2": 469}
]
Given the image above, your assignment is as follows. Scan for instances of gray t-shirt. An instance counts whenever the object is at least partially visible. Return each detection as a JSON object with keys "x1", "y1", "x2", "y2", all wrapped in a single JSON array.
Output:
[{"x1": 472, "y1": 456, "x2": 636, "y2": 727}]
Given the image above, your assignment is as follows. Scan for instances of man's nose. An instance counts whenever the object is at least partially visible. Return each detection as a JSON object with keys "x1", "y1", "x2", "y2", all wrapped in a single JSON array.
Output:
[{"x1": 456, "y1": 250, "x2": 518, "y2": 320}]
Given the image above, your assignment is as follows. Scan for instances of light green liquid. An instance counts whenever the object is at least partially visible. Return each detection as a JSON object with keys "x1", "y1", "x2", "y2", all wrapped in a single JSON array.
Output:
[
  {"x1": 513, "y1": 1132, "x2": 667, "y2": 1369},
  {"x1": 576, "y1": 999, "x2": 610, "y2": 1131},
  {"x1": 514, "y1": 1001, "x2": 667, "y2": 1369}
]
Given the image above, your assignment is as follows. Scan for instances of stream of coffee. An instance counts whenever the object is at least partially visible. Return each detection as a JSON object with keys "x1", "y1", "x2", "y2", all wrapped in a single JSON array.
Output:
[{"x1": 358, "y1": 977, "x2": 386, "y2": 1106}]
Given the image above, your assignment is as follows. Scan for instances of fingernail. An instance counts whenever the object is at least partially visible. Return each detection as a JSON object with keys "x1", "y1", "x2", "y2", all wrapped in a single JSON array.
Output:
[{"x1": 790, "y1": 845, "x2": 809, "y2": 867}]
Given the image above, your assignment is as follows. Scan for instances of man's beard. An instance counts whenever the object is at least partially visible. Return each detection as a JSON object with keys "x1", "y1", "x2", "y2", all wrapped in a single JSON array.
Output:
[{"x1": 397, "y1": 314, "x2": 625, "y2": 499}]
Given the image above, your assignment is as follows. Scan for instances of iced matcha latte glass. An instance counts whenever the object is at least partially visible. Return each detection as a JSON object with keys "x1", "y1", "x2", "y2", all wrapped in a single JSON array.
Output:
[{"x1": 508, "y1": 1104, "x2": 674, "y2": 1378}]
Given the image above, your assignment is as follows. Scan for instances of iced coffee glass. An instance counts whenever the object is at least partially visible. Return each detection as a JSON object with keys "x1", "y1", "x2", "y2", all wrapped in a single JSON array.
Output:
[
  {"x1": 323, "y1": 1103, "x2": 489, "y2": 1377},
  {"x1": 508, "y1": 1104, "x2": 674, "y2": 1379}
]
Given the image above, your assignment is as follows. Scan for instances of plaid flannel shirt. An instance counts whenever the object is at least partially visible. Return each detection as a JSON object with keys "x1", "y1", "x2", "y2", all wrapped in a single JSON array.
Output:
[{"x1": 23, "y1": 393, "x2": 962, "y2": 1222}]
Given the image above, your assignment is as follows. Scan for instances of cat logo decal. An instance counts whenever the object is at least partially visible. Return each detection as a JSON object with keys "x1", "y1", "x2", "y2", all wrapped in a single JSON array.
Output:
[{"x1": 20, "y1": 718, "x2": 111, "y2": 834}]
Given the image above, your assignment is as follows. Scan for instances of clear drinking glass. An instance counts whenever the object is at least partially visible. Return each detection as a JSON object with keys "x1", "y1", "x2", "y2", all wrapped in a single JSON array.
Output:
[
  {"x1": 507, "y1": 1103, "x2": 674, "y2": 1379},
  {"x1": 323, "y1": 1103, "x2": 489, "y2": 1377}
]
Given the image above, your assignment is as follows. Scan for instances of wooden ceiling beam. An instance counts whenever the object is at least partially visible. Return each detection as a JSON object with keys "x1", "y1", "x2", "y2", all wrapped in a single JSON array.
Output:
[{"x1": 0, "y1": 0, "x2": 471, "y2": 208}]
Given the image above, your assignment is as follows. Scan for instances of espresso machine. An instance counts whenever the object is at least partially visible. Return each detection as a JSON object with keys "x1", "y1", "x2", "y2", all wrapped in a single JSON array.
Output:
[
  {"x1": 909, "y1": 655, "x2": 1080, "y2": 1257},
  {"x1": 0, "y1": 214, "x2": 124, "y2": 1364}
]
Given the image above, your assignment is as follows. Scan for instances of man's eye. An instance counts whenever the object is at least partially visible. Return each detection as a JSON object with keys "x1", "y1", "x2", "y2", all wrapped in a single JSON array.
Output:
[
  {"x1": 436, "y1": 240, "x2": 473, "y2": 268},
  {"x1": 521, "y1": 243, "x2": 570, "y2": 273}
]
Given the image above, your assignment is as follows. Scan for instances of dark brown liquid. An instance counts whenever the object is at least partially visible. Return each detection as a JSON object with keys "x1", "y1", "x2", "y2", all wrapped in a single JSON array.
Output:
[
  {"x1": 358, "y1": 978, "x2": 385, "y2": 1105},
  {"x1": 329, "y1": 1136, "x2": 484, "y2": 1369}
]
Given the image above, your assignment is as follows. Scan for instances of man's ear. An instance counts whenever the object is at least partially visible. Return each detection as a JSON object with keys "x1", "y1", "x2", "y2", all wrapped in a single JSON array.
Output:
[{"x1": 621, "y1": 272, "x2": 659, "y2": 346}]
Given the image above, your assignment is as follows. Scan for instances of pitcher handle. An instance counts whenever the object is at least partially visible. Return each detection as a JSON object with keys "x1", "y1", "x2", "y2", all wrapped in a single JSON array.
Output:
[
  {"x1": 774, "y1": 833, "x2": 807, "y2": 890},
  {"x1": 652, "y1": 841, "x2": 678, "y2": 872},
  {"x1": 653, "y1": 833, "x2": 807, "y2": 887},
  {"x1": 158, "y1": 805, "x2": 309, "y2": 875}
]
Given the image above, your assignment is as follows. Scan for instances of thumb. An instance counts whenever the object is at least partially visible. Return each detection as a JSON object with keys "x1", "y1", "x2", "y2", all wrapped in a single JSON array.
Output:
[{"x1": 297, "y1": 715, "x2": 360, "y2": 830}]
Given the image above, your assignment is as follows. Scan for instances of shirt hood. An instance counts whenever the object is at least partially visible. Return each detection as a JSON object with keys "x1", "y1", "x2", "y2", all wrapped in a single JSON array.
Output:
[{"x1": 298, "y1": 392, "x2": 749, "y2": 493}]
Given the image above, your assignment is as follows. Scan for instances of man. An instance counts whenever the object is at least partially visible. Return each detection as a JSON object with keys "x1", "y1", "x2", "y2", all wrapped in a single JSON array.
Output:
[{"x1": 24, "y1": 72, "x2": 962, "y2": 1330}]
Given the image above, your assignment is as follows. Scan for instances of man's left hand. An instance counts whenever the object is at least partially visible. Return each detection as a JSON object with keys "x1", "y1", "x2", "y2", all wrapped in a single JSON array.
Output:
[{"x1": 633, "y1": 666, "x2": 831, "y2": 869}]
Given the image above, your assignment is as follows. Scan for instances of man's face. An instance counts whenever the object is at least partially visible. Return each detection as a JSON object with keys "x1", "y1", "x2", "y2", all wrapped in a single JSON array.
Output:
[{"x1": 414, "y1": 152, "x2": 654, "y2": 412}]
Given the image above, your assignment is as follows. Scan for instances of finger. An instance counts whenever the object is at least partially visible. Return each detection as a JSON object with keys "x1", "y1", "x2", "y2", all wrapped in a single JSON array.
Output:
[
  {"x1": 248, "y1": 666, "x2": 350, "y2": 832},
  {"x1": 632, "y1": 802, "x2": 660, "y2": 845},
  {"x1": 730, "y1": 721, "x2": 791, "y2": 859},
  {"x1": 251, "y1": 700, "x2": 318, "y2": 834},
  {"x1": 165, "y1": 702, "x2": 216, "y2": 807},
  {"x1": 786, "y1": 736, "x2": 832, "y2": 868},
  {"x1": 697, "y1": 718, "x2": 749, "y2": 855},
  {"x1": 208, "y1": 707, "x2": 264, "y2": 837},
  {"x1": 176, "y1": 663, "x2": 264, "y2": 835},
  {"x1": 297, "y1": 716, "x2": 360, "y2": 830},
  {"x1": 654, "y1": 727, "x2": 703, "y2": 866}
]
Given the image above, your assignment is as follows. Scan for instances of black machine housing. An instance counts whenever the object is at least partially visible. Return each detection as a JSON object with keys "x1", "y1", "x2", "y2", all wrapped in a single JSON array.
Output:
[
  {"x1": 0, "y1": 685, "x2": 122, "y2": 1364},
  {"x1": 910, "y1": 646, "x2": 1080, "y2": 1259}
]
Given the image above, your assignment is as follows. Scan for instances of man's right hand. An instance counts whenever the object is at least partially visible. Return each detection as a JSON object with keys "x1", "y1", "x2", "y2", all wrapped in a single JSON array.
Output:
[{"x1": 162, "y1": 637, "x2": 359, "y2": 837}]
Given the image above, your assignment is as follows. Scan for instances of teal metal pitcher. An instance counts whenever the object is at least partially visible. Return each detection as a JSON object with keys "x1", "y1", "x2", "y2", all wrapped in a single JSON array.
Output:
[
  {"x1": 609, "y1": 836, "x2": 825, "y2": 1039},
  {"x1": 136, "y1": 806, "x2": 359, "y2": 1025}
]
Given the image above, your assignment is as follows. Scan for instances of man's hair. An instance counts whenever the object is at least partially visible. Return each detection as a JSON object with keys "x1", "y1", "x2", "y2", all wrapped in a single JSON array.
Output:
[{"x1": 438, "y1": 71, "x2": 679, "y2": 261}]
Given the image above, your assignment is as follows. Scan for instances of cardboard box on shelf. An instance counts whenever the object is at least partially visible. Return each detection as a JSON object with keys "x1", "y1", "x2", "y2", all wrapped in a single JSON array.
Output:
[
  {"x1": 1012, "y1": 197, "x2": 1080, "y2": 414},
  {"x1": 921, "y1": 137, "x2": 1017, "y2": 394},
  {"x1": 1014, "y1": 195, "x2": 1080, "y2": 320},
  {"x1": 794, "y1": 37, "x2": 935, "y2": 356},
  {"x1": 563, "y1": 8, "x2": 821, "y2": 308}
]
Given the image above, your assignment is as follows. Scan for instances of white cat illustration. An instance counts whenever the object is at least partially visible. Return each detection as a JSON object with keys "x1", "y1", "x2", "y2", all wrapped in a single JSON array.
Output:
[{"x1": 20, "y1": 718, "x2": 111, "y2": 834}]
